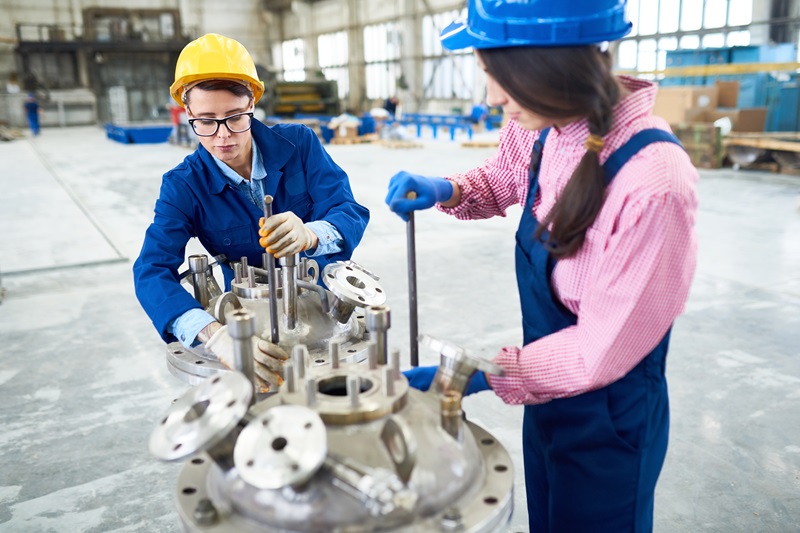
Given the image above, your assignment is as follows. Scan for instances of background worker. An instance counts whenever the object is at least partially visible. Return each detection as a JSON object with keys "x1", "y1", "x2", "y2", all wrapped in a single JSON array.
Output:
[
  {"x1": 23, "y1": 92, "x2": 41, "y2": 136},
  {"x1": 386, "y1": 1, "x2": 699, "y2": 531},
  {"x1": 133, "y1": 34, "x2": 369, "y2": 387}
]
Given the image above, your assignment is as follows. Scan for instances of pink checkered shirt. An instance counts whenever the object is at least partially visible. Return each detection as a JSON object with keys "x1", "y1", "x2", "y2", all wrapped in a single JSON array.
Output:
[{"x1": 441, "y1": 76, "x2": 699, "y2": 405}]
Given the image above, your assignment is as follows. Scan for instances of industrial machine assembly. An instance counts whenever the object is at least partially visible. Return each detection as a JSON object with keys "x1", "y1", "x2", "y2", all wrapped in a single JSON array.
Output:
[
  {"x1": 150, "y1": 319, "x2": 514, "y2": 532},
  {"x1": 167, "y1": 252, "x2": 387, "y2": 388},
  {"x1": 150, "y1": 195, "x2": 515, "y2": 531}
]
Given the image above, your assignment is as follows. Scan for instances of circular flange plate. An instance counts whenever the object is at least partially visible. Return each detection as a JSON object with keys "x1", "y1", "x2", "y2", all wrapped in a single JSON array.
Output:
[
  {"x1": 233, "y1": 404, "x2": 327, "y2": 490},
  {"x1": 149, "y1": 372, "x2": 252, "y2": 462},
  {"x1": 322, "y1": 262, "x2": 386, "y2": 308}
]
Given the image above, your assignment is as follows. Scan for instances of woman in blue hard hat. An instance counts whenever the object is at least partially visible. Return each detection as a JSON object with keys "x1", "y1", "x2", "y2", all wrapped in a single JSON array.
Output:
[
  {"x1": 386, "y1": 1, "x2": 698, "y2": 531},
  {"x1": 133, "y1": 34, "x2": 369, "y2": 387}
]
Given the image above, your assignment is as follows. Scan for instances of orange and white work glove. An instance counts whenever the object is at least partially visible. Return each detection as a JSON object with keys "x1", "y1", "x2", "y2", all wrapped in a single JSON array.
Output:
[
  {"x1": 204, "y1": 325, "x2": 290, "y2": 393},
  {"x1": 258, "y1": 213, "x2": 318, "y2": 258}
]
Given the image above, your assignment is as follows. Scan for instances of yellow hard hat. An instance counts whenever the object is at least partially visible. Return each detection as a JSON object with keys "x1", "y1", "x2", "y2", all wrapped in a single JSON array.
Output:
[{"x1": 170, "y1": 33, "x2": 265, "y2": 107}]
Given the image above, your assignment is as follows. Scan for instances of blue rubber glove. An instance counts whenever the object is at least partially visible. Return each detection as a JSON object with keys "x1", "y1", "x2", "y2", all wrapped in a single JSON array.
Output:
[
  {"x1": 385, "y1": 172, "x2": 454, "y2": 222},
  {"x1": 402, "y1": 365, "x2": 491, "y2": 395}
]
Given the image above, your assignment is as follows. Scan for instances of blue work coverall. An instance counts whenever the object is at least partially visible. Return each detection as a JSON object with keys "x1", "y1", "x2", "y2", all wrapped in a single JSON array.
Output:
[{"x1": 133, "y1": 120, "x2": 369, "y2": 343}]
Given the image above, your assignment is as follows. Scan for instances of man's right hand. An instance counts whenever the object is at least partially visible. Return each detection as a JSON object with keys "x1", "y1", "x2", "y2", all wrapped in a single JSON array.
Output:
[{"x1": 204, "y1": 325, "x2": 289, "y2": 392}]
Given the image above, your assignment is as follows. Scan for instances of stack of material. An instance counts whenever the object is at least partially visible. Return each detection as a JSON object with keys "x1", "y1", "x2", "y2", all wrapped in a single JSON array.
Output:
[
  {"x1": 653, "y1": 81, "x2": 767, "y2": 169},
  {"x1": 0, "y1": 126, "x2": 25, "y2": 141}
]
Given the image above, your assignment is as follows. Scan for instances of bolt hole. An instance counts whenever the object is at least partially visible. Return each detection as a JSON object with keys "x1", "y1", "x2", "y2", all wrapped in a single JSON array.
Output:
[
  {"x1": 494, "y1": 464, "x2": 508, "y2": 472},
  {"x1": 191, "y1": 458, "x2": 205, "y2": 465},
  {"x1": 304, "y1": 422, "x2": 312, "y2": 429},
  {"x1": 357, "y1": 315, "x2": 364, "y2": 319},
  {"x1": 161, "y1": 416, "x2": 168, "y2": 425},
  {"x1": 195, "y1": 360, "x2": 205, "y2": 365},
  {"x1": 247, "y1": 460, "x2": 254, "y2": 467},
  {"x1": 347, "y1": 349, "x2": 356, "y2": 353},
  {"x1": 291, "y1": 463, "x2": 299, "y2": 471},
  {"x1": 183, "y1": 399, "x2": 210, "y2": 423},
  {"x1": 175, "y1": 350, "x2": 184, "y2": 355},
  {"x1": 262, "y1": 419, "x2": 269, "y2": 427},
  {"x1": 480, "y1": 438, "x2": 495, "y2": 446},
  {"x1": 226, "y1": 400, "x2": 236, "y2": 408},
  {"x1": 483, "y1": 496, "x2": 498, "y2": 505},
  {"x1": 327, "y1": 273, "x2": 334, "y2": 279},
  {"x1": 346, "y1": 275, "x2": 366, "y2": 289},
  {"x1": 211, "y1": 376, "x2": 221, "y2": 384},
  {"x1": 272, "y1": 437, "x2": 288, "y2": 451},
  {"x1": 376, "y1": 288, "x2": 383, "y2": 293},
  {"x1": 315, "y1": 359, "x2": 324, "y2": 364},
  {"x1": 182, "y1": 487, "x2": 197, "y2": 495},
  {"x1": 358, "y1": 296, "x2": 365, "y2": 302}
]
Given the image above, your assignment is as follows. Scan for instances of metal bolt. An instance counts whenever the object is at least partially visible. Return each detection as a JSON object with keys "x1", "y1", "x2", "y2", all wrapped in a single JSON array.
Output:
[
  {"x1": 441, "y1": 507, "x2": 464, "y2": 531},
  {"x1": 193, "y1": 498, "x2": 219, "y2": 526}
]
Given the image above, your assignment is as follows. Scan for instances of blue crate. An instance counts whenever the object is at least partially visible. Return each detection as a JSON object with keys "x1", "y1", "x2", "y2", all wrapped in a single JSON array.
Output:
[{"x1": 106, "y1": 123, "x2": 172, "y2": 144}]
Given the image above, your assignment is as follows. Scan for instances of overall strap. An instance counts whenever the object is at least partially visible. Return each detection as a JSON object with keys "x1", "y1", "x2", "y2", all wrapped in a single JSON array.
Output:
[{"x1": 602, "y1": 129, "x2": 682, "y2": 184}]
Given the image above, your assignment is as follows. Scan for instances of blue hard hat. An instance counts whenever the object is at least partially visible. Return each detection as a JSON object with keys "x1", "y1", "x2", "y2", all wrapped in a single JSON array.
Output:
[{"x1": 441, "y1": 0, "x2": 632, "y2": 50}]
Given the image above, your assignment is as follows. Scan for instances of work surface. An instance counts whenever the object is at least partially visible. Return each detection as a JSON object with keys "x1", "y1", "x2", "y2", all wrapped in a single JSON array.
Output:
[{"x1": 1, "y1": 126, "x2": 799, "y2": 532}]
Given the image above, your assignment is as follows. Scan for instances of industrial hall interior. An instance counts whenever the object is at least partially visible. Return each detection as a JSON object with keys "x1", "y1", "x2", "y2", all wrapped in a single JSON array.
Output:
[{"x1": 1, "y1": 0, "x2": 799, "y2": 531}]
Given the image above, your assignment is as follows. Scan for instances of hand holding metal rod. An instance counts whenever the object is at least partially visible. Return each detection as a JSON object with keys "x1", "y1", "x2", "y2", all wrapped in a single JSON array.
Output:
[
  {"x1": 406, "y1": 191, "x2": 419, "y2": 367},
  {"x1": 262, "y1": 195, "x2": 280, "y2": 344}
]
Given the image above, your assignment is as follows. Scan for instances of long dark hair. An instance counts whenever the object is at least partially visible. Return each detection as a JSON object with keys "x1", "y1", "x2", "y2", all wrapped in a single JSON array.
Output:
[{"x1": 478, "y1": 46, "x2": 620, "y2": 259}]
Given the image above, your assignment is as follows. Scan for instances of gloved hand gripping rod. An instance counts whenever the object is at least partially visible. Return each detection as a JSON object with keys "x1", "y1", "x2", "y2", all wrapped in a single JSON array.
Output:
[{"x1": 263, "y1": 195, "x2": 280, "y2": 344}]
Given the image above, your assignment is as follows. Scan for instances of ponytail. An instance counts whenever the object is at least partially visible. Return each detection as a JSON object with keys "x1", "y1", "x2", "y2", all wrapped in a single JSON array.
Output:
[{"x1": 478, "y1": 47, "x2": 621, "y2": 258}]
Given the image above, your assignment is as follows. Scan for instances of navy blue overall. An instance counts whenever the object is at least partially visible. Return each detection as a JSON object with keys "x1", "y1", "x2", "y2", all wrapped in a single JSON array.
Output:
[{"x1": 516, "y1": 128, "x2": 681, "y2": 532}]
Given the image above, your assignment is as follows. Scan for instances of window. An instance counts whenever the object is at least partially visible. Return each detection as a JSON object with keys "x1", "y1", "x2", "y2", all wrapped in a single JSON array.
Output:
[
  {"x1": 364, "y1": 22, "x2": 401, "y2": 99},
  {"x1": 282, "y1": 39, "x2": 305, "y2": 82},
  {"x1": 318, "y1": 31, "x2": 349, "y2": 99},
  {"x1": 616, "y1": 0, "x2": 755, "y2": 73},
  {"x1": 421, "y1": 9, "x2": 474, "y2": 100}
]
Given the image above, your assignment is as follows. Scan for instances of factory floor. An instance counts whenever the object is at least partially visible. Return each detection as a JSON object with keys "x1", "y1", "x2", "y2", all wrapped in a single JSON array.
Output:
[{"x1": 1, "y1": 125, "x2": 799, "y2": 533}]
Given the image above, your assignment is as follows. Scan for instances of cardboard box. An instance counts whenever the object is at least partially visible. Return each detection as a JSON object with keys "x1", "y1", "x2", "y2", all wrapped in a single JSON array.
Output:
[
  {"x1": 335, "y1": 124, "x2": 359, "y2": 138},
  {"x1": 653, "y1": 86, "x2": 719, "y2": 125},
  {"x1": 683, "y1": 107, "x2": 767, "y2": 132},
  {"x1": 715, "y1": 80, "x2": 740, "y2": 108}
]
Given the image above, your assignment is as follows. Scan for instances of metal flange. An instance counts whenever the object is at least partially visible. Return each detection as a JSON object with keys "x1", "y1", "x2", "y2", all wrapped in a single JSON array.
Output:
[
  {"x1": 233, "y1": 405, "x2": 327, "y2": 490},
  {"x1": 149, "y1": 372, "x2": 252, "y2": 462}
]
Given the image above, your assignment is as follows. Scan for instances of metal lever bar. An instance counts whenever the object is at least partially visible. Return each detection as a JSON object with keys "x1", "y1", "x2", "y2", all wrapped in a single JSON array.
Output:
[
  {"x1": 406, "y1": 192, "x2": 419, "y2": 367},
  {"x1": 263, "y1": 195, "x2": 280, "y2": 344}
]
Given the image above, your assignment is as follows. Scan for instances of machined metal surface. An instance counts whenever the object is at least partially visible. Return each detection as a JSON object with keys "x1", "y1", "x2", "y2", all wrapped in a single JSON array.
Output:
[
  {"x1": 149, "y1": 371, "x2": 252, "y2": 462},
  {"x1": 323, "y1": 261, "x2": 386, "y2": 323},
  {"x1": 233, "y1": 405, "x2": 327, "y2": 490},
  {"x1": 155, "y1": 341, "x2": 514, "y2": 532}
]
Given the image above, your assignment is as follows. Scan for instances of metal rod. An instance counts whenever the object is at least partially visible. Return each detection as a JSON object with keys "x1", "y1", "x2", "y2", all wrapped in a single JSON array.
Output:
[
  {"x1": 188, "y1": 254, "x2": 210, "y2": 308},
  {"x1": 227, "y1": 309, "x2": 256, "y2": 405},
  {"x1": 262, "y1": 195, "x2": 280, "y2": 344},
  {"x1": 280, "y1": 255, "x2": 298, "y2": 329},
  {"x1": 406, "y1": 194, "x2": 419, "y2": 367}
]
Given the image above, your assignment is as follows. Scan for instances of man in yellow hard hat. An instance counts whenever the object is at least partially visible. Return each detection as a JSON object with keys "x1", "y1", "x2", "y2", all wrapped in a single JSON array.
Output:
[{"x1": 133, "y1": 34, "x2": 369, "y2": 383}]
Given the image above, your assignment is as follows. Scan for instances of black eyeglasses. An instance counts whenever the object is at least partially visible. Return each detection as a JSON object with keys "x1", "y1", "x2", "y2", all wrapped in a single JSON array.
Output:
[{"x1": 187, "y1": 108, "x2": 254, "y2": 137}]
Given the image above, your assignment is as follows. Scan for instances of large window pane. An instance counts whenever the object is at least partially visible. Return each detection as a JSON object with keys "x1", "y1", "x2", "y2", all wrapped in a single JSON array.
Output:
[
  {"x1": 702, "y1": 33, "x2": 725, "y2": 48},
  {"x1": 704, "y1": 0, "x2": 727, "y2": 29},
  {"x1": 680, "y1": 0, "x2": 703, "y2": 31},
  {"x1": 627, "y1": 0, "x2": 640, "y2": 36},
  {"x1": 659, "y1": 0, "x2": 680, "y2": 33},
  {"x1": 282, "y1": 38, "x2": 305, "y2": 81},
  {"x1": 727, "y1": 31, "x2": 751, "y2": 47},
  {"x1": 638, "y1": 0, "x2": 658, "y2": 35},
  {"x1": 680, "y1": 35, "x2": 700, "y2": 49},
  {"x1": 617, "y1": 40, "x2": 638, "y2": 69},
  {"x1": 318, "y1": 32, "x2": 349, "y2": 99},
  {"x1": 728, "y1": 0, "x2": 753, "y2": 26}
]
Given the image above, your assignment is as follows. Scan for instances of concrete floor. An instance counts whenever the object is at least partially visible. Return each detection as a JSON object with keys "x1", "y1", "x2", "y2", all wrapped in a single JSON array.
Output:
[{"x1": 1, "y1": 125, "x2": 799, "y2": 532}]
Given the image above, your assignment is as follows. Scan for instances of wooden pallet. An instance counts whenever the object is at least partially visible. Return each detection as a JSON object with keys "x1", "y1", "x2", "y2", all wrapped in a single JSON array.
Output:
[
  {"x1": 724, "y1": 132, "x2": 800, "y2": 171},
  {"x1": 329, "y1": 134, "x2": 378, "y2": 145},
  {"x1": 460, "y1": 139, "x2": 499, "y2": 148},
  {"x1": 380, "y1": 140, "x2": 423, "y2": 149}
]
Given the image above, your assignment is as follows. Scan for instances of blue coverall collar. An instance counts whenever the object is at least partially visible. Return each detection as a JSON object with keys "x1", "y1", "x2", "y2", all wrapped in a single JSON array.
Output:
[{"x1": 197, "y1": 119, "x2": 297, "y2": 196}]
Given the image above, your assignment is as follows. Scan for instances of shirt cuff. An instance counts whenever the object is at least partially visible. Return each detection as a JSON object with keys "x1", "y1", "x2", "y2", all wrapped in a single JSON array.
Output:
[
  {"x1": 305, "y1": 220, "x2": 343, "y2": 257},
  {"x1": 169, "y1": 308, "x2": 217, "y2": 348}
]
